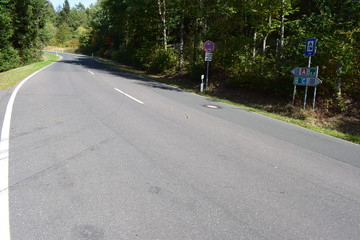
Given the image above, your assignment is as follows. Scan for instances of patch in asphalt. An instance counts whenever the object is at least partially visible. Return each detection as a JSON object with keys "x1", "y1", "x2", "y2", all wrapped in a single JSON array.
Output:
[{"x1": 203, "y1": 104, "x2": 221, "y2": 109}]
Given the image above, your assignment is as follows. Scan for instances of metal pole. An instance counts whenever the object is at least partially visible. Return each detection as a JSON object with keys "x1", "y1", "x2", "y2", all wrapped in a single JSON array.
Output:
[
  {"x1": 303, "y1": 56, "x2": 311, "y2": 109},
  {"x1": 303, "y1": 86, "x2": 308, "y2": 109},
  {"x1": 292, "y1": 85, "x2": 297, "y2": 106},
  {"x1": 205, "y1": 61, "x2": 209, "y2": 90},
  {"x1": 312, "y1": 86, "x2": 317, "y2": 110}
]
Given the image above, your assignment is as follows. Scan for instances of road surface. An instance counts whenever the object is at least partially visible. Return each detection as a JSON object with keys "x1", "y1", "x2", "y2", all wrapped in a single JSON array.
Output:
[{"x1": 1, "y1": 52, "x2": 359, "y2": 240}]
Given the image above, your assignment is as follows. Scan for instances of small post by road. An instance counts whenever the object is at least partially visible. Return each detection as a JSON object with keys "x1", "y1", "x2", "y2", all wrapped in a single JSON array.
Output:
[
  {"x1": 312, "y1": 86, "x2": 317, "y2": 110},
  {"x1": 292, "y1": 85, "x2": 297, "y2": 105},
  {"x1": 203, "y1": 41, "x2": 215, "y2": 91},
  {"x1": 200, "y1": 75, "x2": 204, "y2": 93},
  {"x1": 303, "y1": 85, "x2": 308, "y2": 109}
]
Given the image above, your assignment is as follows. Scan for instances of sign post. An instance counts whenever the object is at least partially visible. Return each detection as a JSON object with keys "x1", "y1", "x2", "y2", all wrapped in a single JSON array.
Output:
[
  {"x1": 205, "y1": 61, "x2": 210, "y2": 90},
  {"x1": 291, "y1": 39, "x2": 321, "y2": 110},
  {"x1": 203, "y1": 41, "x2": 215, "y2": 91},
  {"x1": 304, "y1": 38, "x2": 317, "y2": 109},
  {"x1": 313, "y1": 85, "x2": 317, "y2": 110},
  {"x1": 204, "y1": 40, "x2": 215, "y2": 53},
  {"x1": 291, "y1": 67, "x2": 322, "y2": 109}
]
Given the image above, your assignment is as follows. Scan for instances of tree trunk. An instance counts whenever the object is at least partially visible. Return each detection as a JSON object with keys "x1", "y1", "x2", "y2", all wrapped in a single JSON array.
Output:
[
  {"x1": 179, "y1": 15, "x2": 184, "y2": 71},
  {"x1": 252, "y1": 30, "x2": 257, "y2": 63},
  {"x1": 279, "y1": 0, "x2": 285, "y2": 58},
  {"x1": 157, "y1": 0, "x2": 167, "y2": 51},
  {"x1": 262, "y1": 35, "x2": 268, "y2": 56},
  {"x1": 193, "y1": 19, "x2": 198, "y2": 67},
  {"x1": 262, "y1": 14, "x2": 272, "y2": 55}
]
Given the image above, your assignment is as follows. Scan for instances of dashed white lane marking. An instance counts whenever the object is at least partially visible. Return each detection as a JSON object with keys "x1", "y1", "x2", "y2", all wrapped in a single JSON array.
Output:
[
  {"x1": 114, "y1": 88, "x2": 144, "y2": 105},
  {"x1": 0, "y1": 61, "x2": 57, "y2": 240},
  {"x1": 88, "y1": 70, "x2": 94, "y2": 75}
]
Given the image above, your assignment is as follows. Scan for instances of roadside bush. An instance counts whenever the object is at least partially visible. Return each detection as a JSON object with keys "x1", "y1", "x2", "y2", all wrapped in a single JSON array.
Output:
[
  {"x1": 133, "y1": 47, "x2": 153, "y2": 70},
  {"x1": 149, "y1": 48, "x2": 177, "y2": 74},
  {"x1": 64, "y1": 39, "x2": 80, "y2": 48},
  {"x1": 187, "y1": 62, "x2": 204, "y2": 80},
  {"x1": 0, "y1": 46, "x2": 20, "y2": 72}
]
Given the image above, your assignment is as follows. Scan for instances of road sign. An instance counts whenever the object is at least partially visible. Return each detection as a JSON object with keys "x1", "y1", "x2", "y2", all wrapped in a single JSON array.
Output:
[
  {"x1": 291, "y1": 67, "x2": 318, "y2": 77},
  {"x1": 305, "y1": 38, "x2": 317, "y2": 56},
  {"x1": 292, "y1": 39, "x2": 320, "y2": 109},
  {"x1": 205, "y1": 52, "x2": 213, "y2": 61},
  {"x1": 204, "y1": 41, "x2": 215, "y2": 52},
  {"x1": 293, "y1": 77, "x2": 322, "y2": 87}
]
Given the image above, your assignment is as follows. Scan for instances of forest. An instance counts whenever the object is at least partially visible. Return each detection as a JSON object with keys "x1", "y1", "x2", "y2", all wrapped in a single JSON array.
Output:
[{"x1": 1, "y1": 0, "x2": 359, "y2": 115}]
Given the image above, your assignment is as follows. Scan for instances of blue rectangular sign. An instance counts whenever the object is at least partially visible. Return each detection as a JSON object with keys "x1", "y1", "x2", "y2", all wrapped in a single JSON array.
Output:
[
  {"x1": 305, "y1": 38, "x2": 317, "y2": 56},
  {"x1": 293, "y1": 76, "x2": 322, "y2": 86}
]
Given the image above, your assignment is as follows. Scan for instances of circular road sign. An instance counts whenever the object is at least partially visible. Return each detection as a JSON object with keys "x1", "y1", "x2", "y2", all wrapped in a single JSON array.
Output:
[{"x1": 204, "y1": 41, "x2": 215, "y2": 52}]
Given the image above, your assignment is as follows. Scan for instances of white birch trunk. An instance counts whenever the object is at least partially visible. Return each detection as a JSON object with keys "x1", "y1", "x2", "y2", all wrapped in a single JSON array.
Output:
[
  {"x1": 157, "y1": 0, "x2": 167, "y2": 51},
  {"x1": 279, "y1": 0, "x2": 285, "y2": 58}
]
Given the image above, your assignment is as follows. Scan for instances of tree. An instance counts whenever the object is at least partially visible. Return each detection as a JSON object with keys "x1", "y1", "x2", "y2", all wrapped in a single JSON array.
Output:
[
  {"x1": 157, "y1": 0, "x2": 167, "y2": 51},
  {"x1": 56, "y1": 22, "x2": 72, "y2": 45},
  {"x1": 68, "y1": 5, "x2": 88, "y2": 30},
  {"x1": 0, "y1": 0, "x2": 20, "y2": 71},
  {"x1": 76, "y1": 3, "x2": 85, "y2": 11},
  {"x1": 11, "y1": 0, "x2": 49, "y2": 64},
  {"x1": 80, "y1": 0, "x2": 360, "y2": 110},
  {"x1": 58, "y1": 0, "x2": 70, "y2": 25}
]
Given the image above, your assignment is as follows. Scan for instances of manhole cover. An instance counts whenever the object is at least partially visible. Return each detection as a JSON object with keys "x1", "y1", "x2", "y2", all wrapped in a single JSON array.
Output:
[{"x1": 203, "y1": 104, "x2": 221, "y2": 109}]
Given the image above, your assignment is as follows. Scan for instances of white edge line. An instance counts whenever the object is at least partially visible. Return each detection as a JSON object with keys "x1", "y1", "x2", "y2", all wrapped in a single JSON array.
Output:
[
  {"x1": 88, "y1": 70, "x2": 94, "y2": 75},
  {"x1": 0, "y1": 60, "x2": 57, "y2": 240},
  {"x1": 114, "y1": 88, "x2": 144, "y2": 105}
]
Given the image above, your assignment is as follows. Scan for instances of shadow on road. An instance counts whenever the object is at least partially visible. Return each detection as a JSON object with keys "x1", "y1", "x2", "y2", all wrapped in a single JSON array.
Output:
[{"x1": 60, "y1": 55, "x2": 184, "y2": 93}]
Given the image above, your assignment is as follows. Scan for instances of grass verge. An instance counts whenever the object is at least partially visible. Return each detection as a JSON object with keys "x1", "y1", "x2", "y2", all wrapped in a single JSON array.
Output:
[
  {"x1": 208, "y1": 96, "x2": 360, "y2": 144},
  {"x1": 0, "y1": 53, "x2": 60, "y2": 90},
  {"x1": 96, "y1": 57, "x2": 360, "y2": 144}
]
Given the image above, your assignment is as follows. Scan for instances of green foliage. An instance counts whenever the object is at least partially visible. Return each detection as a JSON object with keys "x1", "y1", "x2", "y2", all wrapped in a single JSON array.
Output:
[
  {"x1": 0, "y1": 46, "x2": 20, "y2": 72},
  {"x1": 55, "y1": 22, "x2": 72, "y2": 45},
  {"x1": 43, "y1": 21, "x2": 57, "y2": 44},
  {"x1": 0, "y1": 53, "x2": 59, "y2": 90},
  {"x1": 149, "y1": 48, "x2": 178, "y2": 74},
  {"x1": 78, "y1": 0, "x2": 359, "y2": 112},
  {"x1": 57, "y1": 0, "x2": 70, "y2": 24},
  {"x1": 0, "y1": 0, "x2": 20, "y2": 71},
  {"x1": 43, "y1": 0, "x2": 92, "y2": 50},
  {"x1": 2, "y1": 0, "x2": 358, "y2": 112},
  {"x1": 0, "y1": 0, "x2": 50, "y2": 72}
]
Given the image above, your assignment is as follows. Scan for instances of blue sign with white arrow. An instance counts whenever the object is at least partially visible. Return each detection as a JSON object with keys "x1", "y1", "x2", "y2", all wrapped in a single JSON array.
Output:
[{"x1": 305, "y1": 38, "x2": 317, "y2": 56}]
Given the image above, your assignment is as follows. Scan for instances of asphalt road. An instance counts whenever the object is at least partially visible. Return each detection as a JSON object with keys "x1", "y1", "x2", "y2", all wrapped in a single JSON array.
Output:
[{"x1": 1, "y1": 52, "x2": 360, "y2": 240}]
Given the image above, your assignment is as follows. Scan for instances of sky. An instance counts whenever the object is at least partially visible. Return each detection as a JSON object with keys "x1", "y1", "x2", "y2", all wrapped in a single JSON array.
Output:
[{"x1": 49, "y1": 0, "x2": 98, "y2": 9}]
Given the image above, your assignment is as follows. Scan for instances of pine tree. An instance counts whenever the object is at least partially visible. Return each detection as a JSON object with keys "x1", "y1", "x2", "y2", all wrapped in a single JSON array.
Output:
[{"x1": 58, "y1": 0, "x2": 71, "y2": 25}]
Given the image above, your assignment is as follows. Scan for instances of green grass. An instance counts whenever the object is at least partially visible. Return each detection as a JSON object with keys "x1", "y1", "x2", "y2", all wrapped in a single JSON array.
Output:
[
  {"x1": 208, "y1": 96, "x2": 360, "y2": 144},
  {"x1": 0, "y1": 53, "x2": 60, "y2": 90}
]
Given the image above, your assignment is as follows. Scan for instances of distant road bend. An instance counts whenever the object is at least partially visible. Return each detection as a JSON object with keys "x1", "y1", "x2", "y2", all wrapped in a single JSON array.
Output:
[{"x1": 0, "y1": 52, "x2": 359, "y2": 240}]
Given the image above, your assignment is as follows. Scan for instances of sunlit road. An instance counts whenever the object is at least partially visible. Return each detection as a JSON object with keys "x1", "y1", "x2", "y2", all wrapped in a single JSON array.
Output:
[{"x1": 1, "y1": 52, "x2": 360, "y2": 240}]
